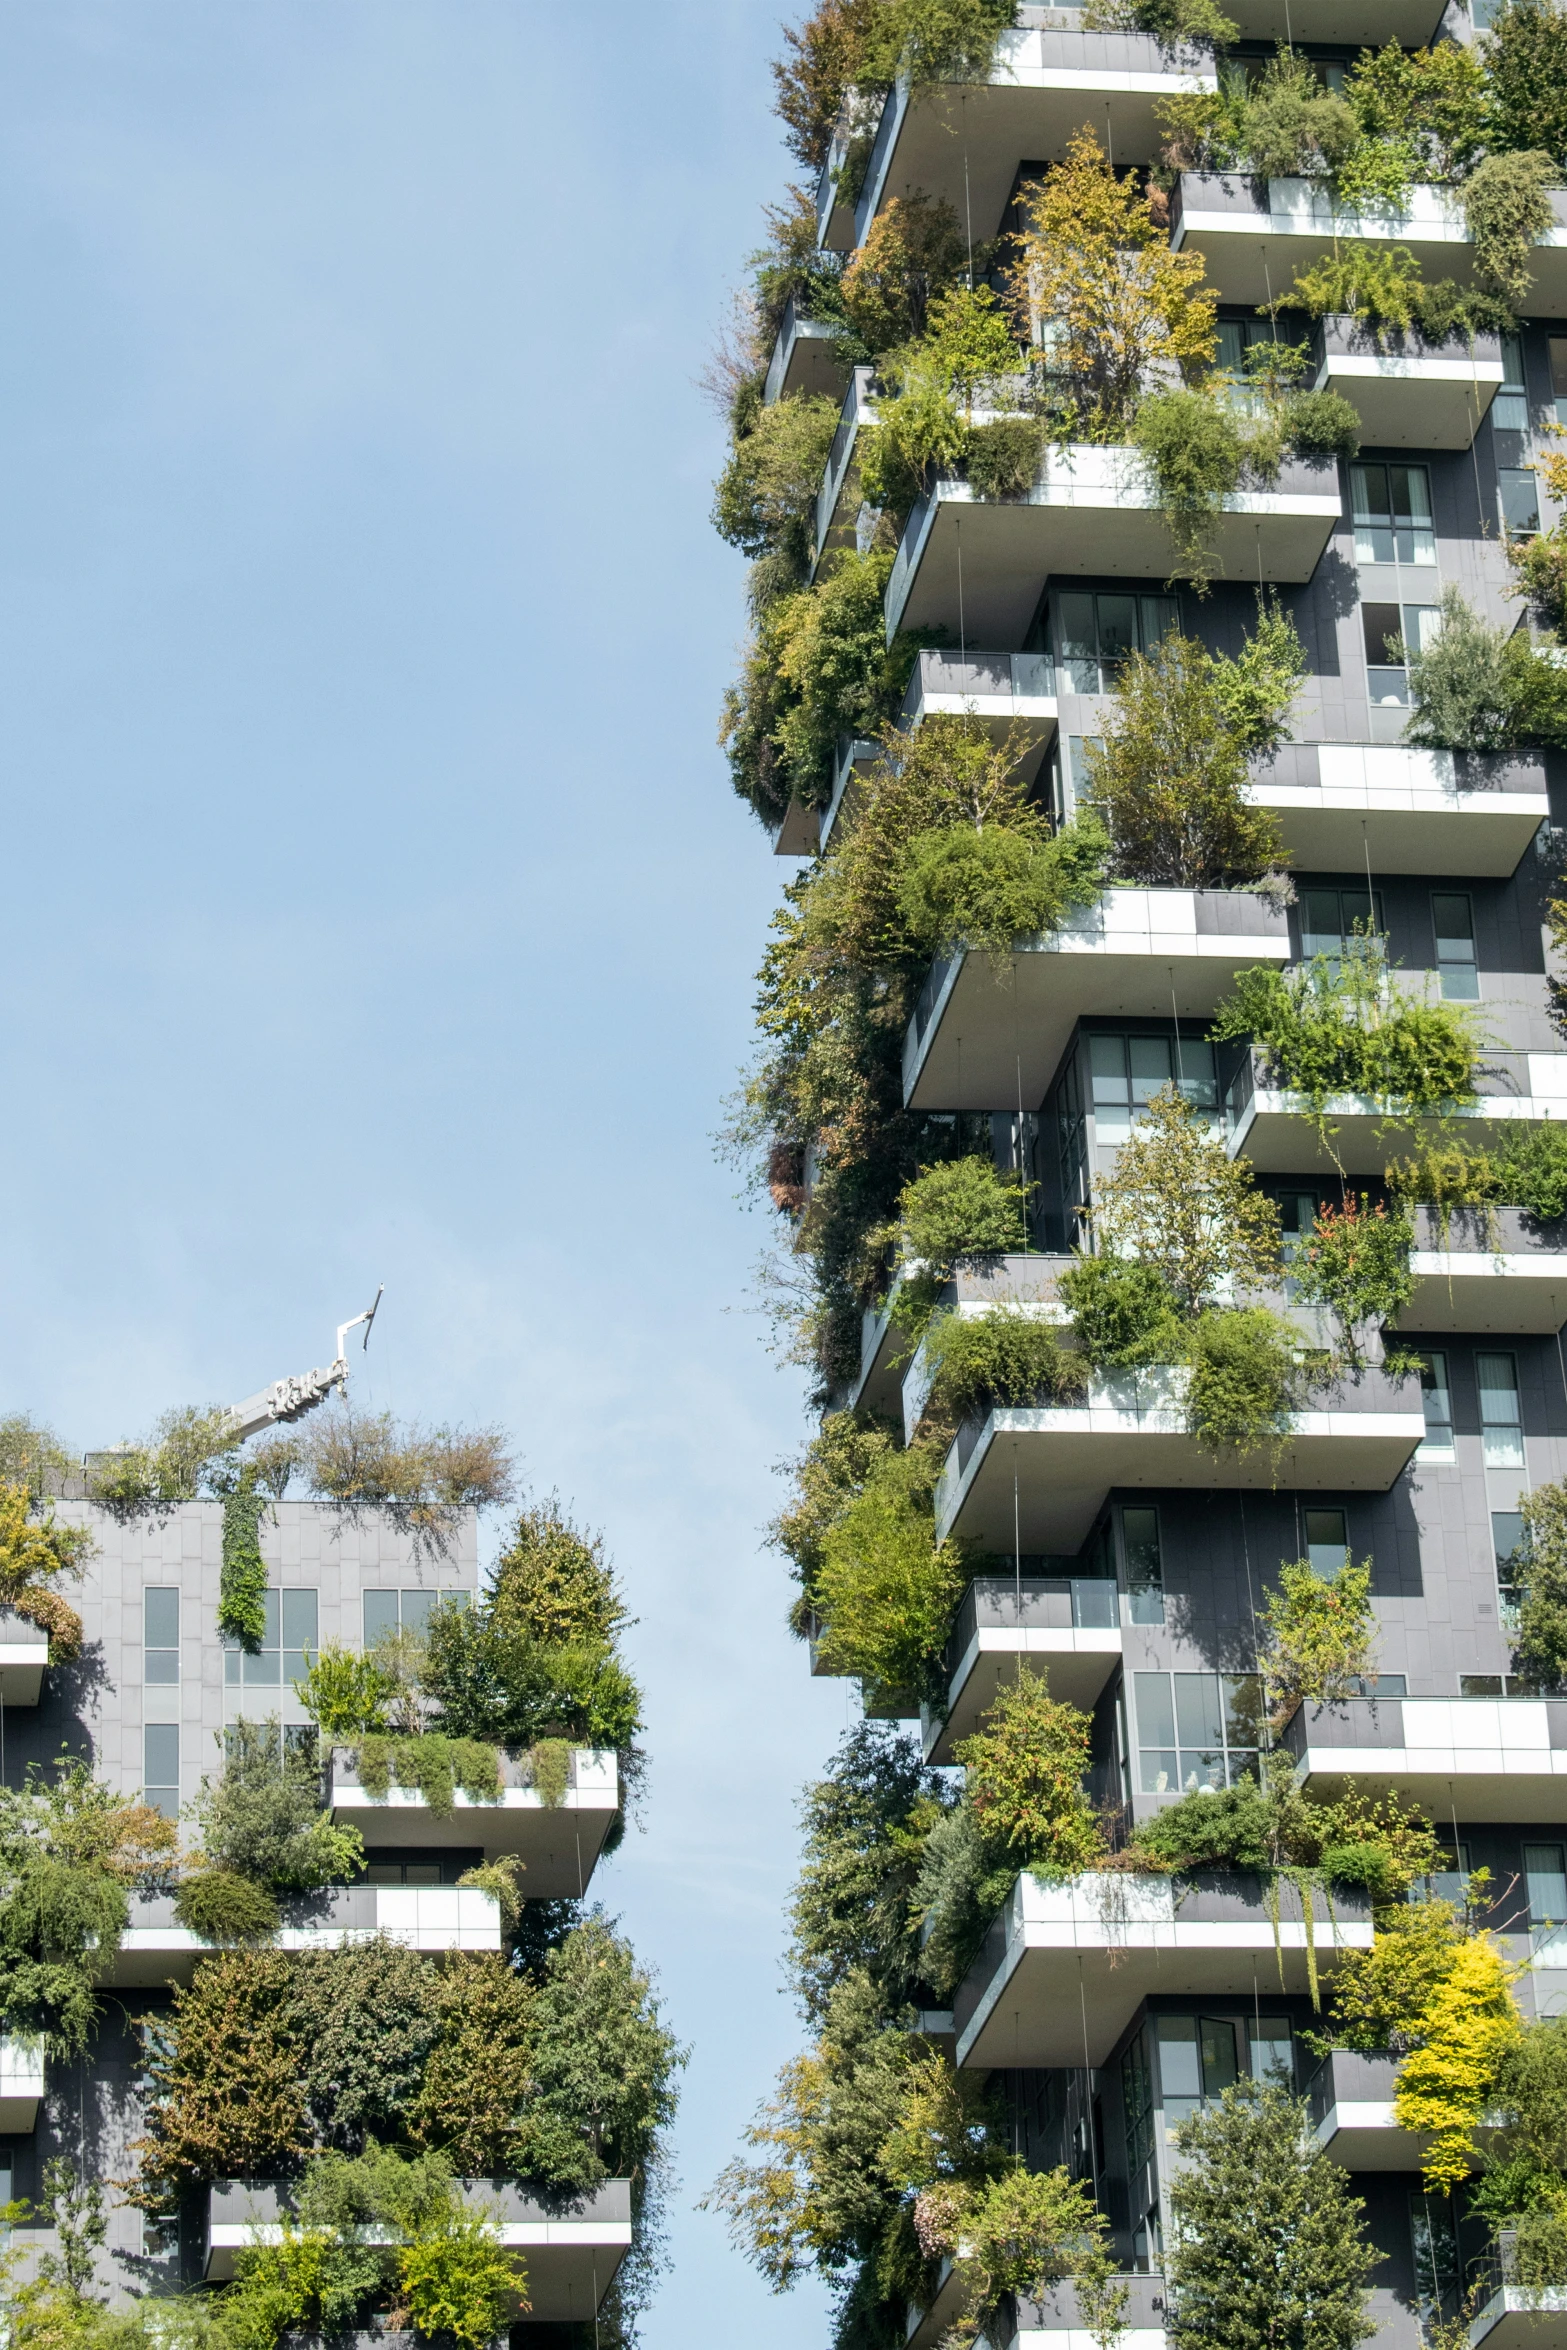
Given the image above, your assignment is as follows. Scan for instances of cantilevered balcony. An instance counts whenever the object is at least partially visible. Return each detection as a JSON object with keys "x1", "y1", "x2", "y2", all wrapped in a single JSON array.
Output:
[
  {"x1": 922, "y1": 1572, "x2": 1122, "y2": 1765},
  {"x1": 1284, "y1": 1696, "x2": 1567, "y2": 1821},
  {"x1": 818, "y1": 737, "x2": 880, "y2": 854},
  {"x1": 934, "y1": 1366, "x2": 1423, "y2": 1552},
  {"x1": 0, "y1": 1610, "x2": 51, "y2": 1706},
  {"x1": 953, "y1": 1870, "x2": 1372, "y2": 2069},
  {"x1": 764, "y1": 295, "x2": 848, "y2": 408},
  {"x1": 1001, "y1": 2273, "x2": 1170, "y2": 2349},
  {"x1": 1305, "y1": 2048, "x2": 1423, "y2": 2168},
  {"x1": 205, "y1": 2178, "x2": 632, "y2": 2319},
  {"x1": 1171, "y1": 175, "x2": 1567, "y2": 313},
  {"x1": 813, "y1": 367, "x2": 877, "y2": 569},
  {"x1": 1398, "y1": 1204, "x2": 1567, "y2": 1335},
  {"x1": 900, "y1": 646, "x2": 1059, "y2": 771},
  {"x1": 1309, "y1": 315, "x2": 1503, "y2": 449},
  {"x1": 903, "y1": 887, "x2": 1290, "y2": 1113},
  {"x1": 885, "y1": 453, "x2": 1341, "y2": 641},
  {"x1": 1224, "y1": 1046, "x2": 1567, "y2": 1177},
  {"x1": 838, "y1": 28, "x2": 1214, "y2": 253},
  {"x1": 327, "y1": 1747, "x2": 619, "y2": 1897},
  {"x1": 1471, "y1": 2286, "x2": 1567, "y2": 2350},
  {"x1": 770, "y1": 796, "x2": 821, "y2": 858},
  {"x1": 0, "y1": 2040, "x2": 44, "y2": 2134},
  {"x1": 1246, "y1": 743, "x2": 1550, "y2": 877},
  {"x1": 108, "y1": 1883, "x2": 502, "y2": 1987}
]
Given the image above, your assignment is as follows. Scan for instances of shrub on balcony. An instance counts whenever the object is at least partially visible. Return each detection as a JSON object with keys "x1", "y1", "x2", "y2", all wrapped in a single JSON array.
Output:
[
  {"x1": 1506, "y1": 1479, "x2": 1567, "y2": 1690},
  {"x1": 896, "y1": 807, "x2": 1111, "y2": 961},
  {"x1": 295, "y1": 1408, "x2": 515, "y2": 1562},
  {"x1": 1463, "y1": 148, "x2": 1558, "y2": 306},
  {"x1": 1058, "y1": 1251, "x2": 1182, "y2": 1367},
  {"x1": 1212, "y1": 931, "x2": 1481, "y2": 1139},
  {"x1": 957, "y1": 1669, "x2": 1105, "y2": 1875},
  {"x1": 132, "y1": 1948, "x2": 311, "y2": 2197},
  {"x1": 350, "y1": 1732, "x2": 502, "y2": 1817},
  {"x1": 1257, "y1": 1555, "x2": 1377, "y2": 1727},
  {"x1": 174, "y1": 1868, "x2": 280, "y2": 1945},
  {"x1": 1185, "y1": 1305, "x2": 1305, "y2": 1457},
  {"x1": 1468, "y1": 2015, "x2": 1567, "y2": 2253},
  {"x1": 772, "y1": 1414, "x2": 902, "y2": 1642},
  {"x1": 1394, "y1": 1932, "x2": 1523, "y2": 2193},
  {"x1": 293, "y1": 1645, "x2": 397, "y2": 1739},
  {"x1": 1278, "y1": 243, "x2": 1514, "y2": 341},
  {"x1": 190, "y1": 1717, "x2": 363, "y2": 1895},
  {"x1": 1166, "y1": 2080, "x2": 1382, "y2": 2350},
  {"x1": 880, "y1": 1155, "x2": 1032, "y2": 1339},
  {"x1": 919, "y1": 1303, "x2": 1088, "y2": 1430},
  {"x1": 965, "y1": 415, "x2": 1045, "y2": 500},
  {"x1": 1289, "y1": 1194, "x2": 1415, "y2": 1363},
  {"x1": 916, "y1": 2166, "x2": 1124, "y2": 2344},
  {"x1": 0, "y1": 1481, "x2": 90, "y2": 1664},
  {"x1": 713, "y1": 392, "x2": 842, "y2": 581},
  {"x1": 838, "y1": 193, "x2": 973, "y2": 353},
  {"x1": 1084, "y1": 609, "x2": 1300, "y2": 884},
  {"x1": 810, "y1": 1443, "x2": 966, "y2": 1708},
  {"x1": 1486, "y1": 0, "x2": 1567, "y2": 173},
  {"x1": 1240, "y1": 48, "x2": 1359, "y2": 179},
  {"x1": 1083, "y1": 0, "x2": 1236, "y2": 50},
  {"x1": 1402, "y1": 586, "x2": 1567, "y2": 754},
  {"x1": 1129, "y1": 1765, "x2": 1439, "y2": 1896}
]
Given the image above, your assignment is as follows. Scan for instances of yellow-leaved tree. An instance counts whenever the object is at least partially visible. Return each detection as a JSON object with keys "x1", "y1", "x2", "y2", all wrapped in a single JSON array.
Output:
[
  {"x1": 1394, "y1": 1932, "x2": 1523, "y2": 2194},
  {"x1": 1007, "y1": 132, "x2": 1217, "y2": 438}
]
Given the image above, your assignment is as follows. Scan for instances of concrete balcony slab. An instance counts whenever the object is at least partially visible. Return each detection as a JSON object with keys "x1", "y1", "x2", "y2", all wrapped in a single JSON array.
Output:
[{"x1": 1247, "y1": 744, "x2": 1550, "y2": 877}]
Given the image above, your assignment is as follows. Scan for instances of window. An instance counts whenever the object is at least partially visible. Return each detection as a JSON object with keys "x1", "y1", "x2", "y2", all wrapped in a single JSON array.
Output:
[
  {"x1": 1478, "y1": 1353, "x2": 1524, "y2": 1469},
  {"x1": 1351, "y1": 463, "x2": 1436, "y2": 566},
  {"x1": 1431, "y1": 893, "x2": 1478, "y2": 1001},
  {"x1": 1300, "y1": 888, "x2": 1384, "y2": 961},
  {"x1": 1135, "y1": 1670, "x2": 1260, "y2": 1793},
  {"x1": 1418, "y1": 1354, "x2": 1454, "y2": 1458},
  {"x1": 1417, "y1": 1839, "x2": 1470, "y2": 1905},
  {"x1": 1086, "y1": 1032, "x2": 1217, "y2": 1145},
  {"x1": 144, "y1": 1725, "x2": 179, "y2": 1821},
  {"x1": 362, "y1": 1589, "x2": 469, "y2": 1647},
  {"x1": 1494, "y1": 1509, "x2": 1527, "y2": 1607},
  {"x1": 361, "y1": 1850, "x2": 483, "y2": 1886},
  {"x1": 1250, "y1": 2018, "x2": 1294, "y2": 2085},
  {"x1": 1057, "y1": 592, "x2": 1179, "y2": 693},
  {"x1": 143, "y1": 1589, "x2": 180, "y2": 1685},
  {"x1": 1496, "y1": 333, "x2": 1530, "y2": 435},
  {"x1": 1411, "y1": 2192, "x2": 1461, "y2": 2313},
  {"x1": 1122, "y1": 2032, "x2": 1155, "y2": 2178},
  {"x1": 1526, "y1": 1843, "x2": 1567, "y2": 1924},
  {"x1": 1500, "y1": 467, "x2": 1542, "y2": 537},
  {"x1": 1304, "y1": 1507, "x2": 1349, "y2": 1579},
  {"x1": 1361, "y1": 602, "x2": 1441, "y2": 706},
  {"x1": 1551, "y1": 336, "x2": 1567, "y2": 429},
  {"x1": 223, "y1": 1588, "x2": 318, "y2": 1687},
  {"x1": 1158, "y1": 2015, "x2": 1240, "y2": 2134},
  {"x1": 1121, "y1": 1505, "x2": 1164, "y2": 1627}
]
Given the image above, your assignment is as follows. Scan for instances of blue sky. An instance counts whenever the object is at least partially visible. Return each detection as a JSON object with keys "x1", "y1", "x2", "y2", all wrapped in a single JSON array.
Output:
[{"x1": 0, "y1": 3, "x2": 843, "y2": 2337}]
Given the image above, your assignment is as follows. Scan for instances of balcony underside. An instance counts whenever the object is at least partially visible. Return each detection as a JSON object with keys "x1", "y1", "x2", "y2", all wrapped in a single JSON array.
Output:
[
  {"x1": 923, "y1": 1628, "x2": 1124, "y2": 1764},
  {"x1": 1471, "y1": 2290, "x2": 1567, "y2": 2350},
  {"x1": 1313, "y1": 353, "x2": 1502, "y2": 449},
  {"x1": 1229, "y1": 1091, "x2": 1567, "y2": 1177},
  {"x1": 1175, "y1": 193, "x2": 1567, "y2": 315},
  {"x1": 903, "y1": 931, "x2": 1289, "y2": 1111},
  {"x1": 864, "y1": 72, "x2": 1214, "y2": 246},
  {"x1": 1314, "y1": 2100, "x2": 1426, "y2": 2169},
  {"x1": 1296, "y1": 1750, "x2": 1567, "y2": 1822},
  {"x1": 1247, "y1": 749, "x2": 1548, "y2": 876},
  {"x1": 957, "y1": 1923, "x2": 1366, "y2": 2069},
  {"x1": 770, "y1": 797, "x2": 821, "y2": 858},
  {"x1": 767, "y1": 319, "x2": 845, "y2": 407},
  {"x1": 330, "y1": 1788, "x2": 619, "y2": 1897},
  {"x1": 935, "y1": 1404, "x2": 1423, "y2": 1552},
  {"x1": 1399, "y1": 1250, "x2": 1567, "y2": 1334},
  {"x1": 889, "y1": 485, "x2": 1338, "y2": 641}
]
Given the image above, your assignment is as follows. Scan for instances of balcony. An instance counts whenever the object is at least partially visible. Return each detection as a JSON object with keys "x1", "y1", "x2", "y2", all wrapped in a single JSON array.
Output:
[
  {"x1": 769, "y1": 797, "x2": 820, "y2": 857},
  {"x1": 1305, "y1": 2047, "x2": 1423, "y2": 2168},
  {"x1": 934, "y1": 1366, "x2": 1423, "y2": 1552},
  {"x1": 813, "y1": 367, "x2": 877, "y2": 570},
  {"x1": 922, "y1": 1572, "x2": 1122, "y2": 1764},
  {"x1": 1310, "y1": 314, "x2": 1503, "y2": 450},
  {"x1": 1400, "y1": 1203, "x2": 1567, "y2": 1335},
  {"x1": 899, "y1": 648, "x2": 1059, "y2": 779},
  {"x1": 953, "y1": 1869, "x2": 1372, "y2": 2068},
  {"x1": 907, "y1": 2258, "x2": 973, "y2": 2349},
  {"x1": 763, "y1": 295, "x2": 848, "y2": 408},
  {"x1": 885, "y1": 453, "x2": 1341, "y2": 641},
  {"x1": 327, "y1": 1748, "x2": 619, "y2": 1898},
  {"x1": 1171, "y1": 175, "x2": 1567, "y2": 314},
  {"x1": 1003, "y1": 2273, "x2": 1169, "y2": 2348},
  {"x1": 818, "y1": 737, "x2": 880, "y2": 854},
  {"x1": 844, "y1": 29, "x2": 1215, "y2": 255},
  {"x1": 903, "y1": 886, "x2": 1290, "y2": 1112},
  {"x1": 204, "y1": 2178, "x2": 632, "y2": 2320},
  {"x1": 1471, "y1": 2288, "x2": 1567, "y2": 2350},
  {"x1": 1225, "y1": 1047, "x2": 1567, "y2": 1177},
  {"x1": 0, "y1": 2040, "x2": 44, "y2": 2134},
  {"x1": 108, "y1": 1883, "x2": 502, "y2": 1987},
  {"x1": 1285, "y1": 1695, "x2": 1567, "y2": 1822},
  {"x1": 1246, "y1": 743, "x2": 1550, "y2": 877},
  {"x1": 0, "y1": 1610, "x2": 51, "y2": 1706}
]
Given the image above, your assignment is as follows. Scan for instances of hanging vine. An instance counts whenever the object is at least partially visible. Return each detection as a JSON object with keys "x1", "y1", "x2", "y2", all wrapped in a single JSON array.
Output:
[{"x1": 218, "y1": 1486, "x2": 269, "y2": 1652}]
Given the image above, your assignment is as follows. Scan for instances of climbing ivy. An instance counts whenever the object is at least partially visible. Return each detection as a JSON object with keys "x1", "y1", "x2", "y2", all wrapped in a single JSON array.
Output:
[{"x1": 218, "y1": 1487, "x2": 269, "y2": 1653}]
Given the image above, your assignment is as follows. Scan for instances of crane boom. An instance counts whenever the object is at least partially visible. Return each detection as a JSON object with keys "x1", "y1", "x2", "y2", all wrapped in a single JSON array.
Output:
[{"x1": 222, "y1": 1289, "x2": 383, "y2": 1444}]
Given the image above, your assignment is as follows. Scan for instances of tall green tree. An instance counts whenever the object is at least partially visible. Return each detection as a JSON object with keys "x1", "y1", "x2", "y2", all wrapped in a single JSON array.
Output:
[{"x1": 1167, "y1": 2080, "x2": 1380, "y2": 2350}]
